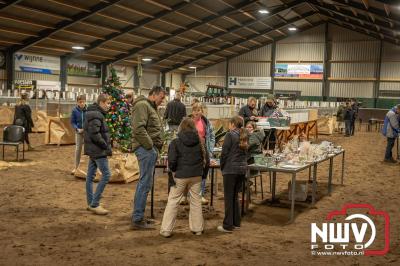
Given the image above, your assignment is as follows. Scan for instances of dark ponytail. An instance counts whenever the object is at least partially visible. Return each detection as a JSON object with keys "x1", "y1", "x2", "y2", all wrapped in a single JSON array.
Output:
[{"x1": 230, "y1": 116, "x2": 248, "y2": 151}]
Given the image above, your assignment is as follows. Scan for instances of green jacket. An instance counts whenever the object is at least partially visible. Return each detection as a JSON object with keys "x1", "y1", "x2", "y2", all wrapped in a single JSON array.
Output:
[
  {"x1": 131, "y1": 96, "x2": 163, "y2": 152},
  {"x1": 248, "y1": 130, "x2": 265, "y2": 156}
]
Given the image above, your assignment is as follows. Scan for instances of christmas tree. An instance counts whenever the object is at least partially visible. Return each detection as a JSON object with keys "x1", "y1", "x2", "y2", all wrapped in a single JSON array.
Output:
[{"x1": 102, "y1": 67, "x2": 132, "y2": 152}]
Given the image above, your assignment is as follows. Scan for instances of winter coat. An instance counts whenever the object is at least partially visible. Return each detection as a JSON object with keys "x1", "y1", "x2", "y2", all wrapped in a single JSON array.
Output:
[
  {"x1": 382, "y1": 108, "x2": 400, "y2": 138},
  {"x1": 71, "y1": 105, "x2": 87, "y2": 131},
  {"x1": 168, "y1": 130, "x2": 204, "y2": 178},
  {"x1": 343, "y1": 107, "x2": 355, "y2": 121},
  {"x1": 248, "y1": 130, "x2": 265, "y2": 156},
  {"x1": 131, "y1": 96, "x2": 163, "y2": 152},
  {"x1": 13, "y1": 104, "x2": 34, "y2": 133},
  {"x1": 220, "y1": 129, "x2": 248, "y2": 176},
  {"x1": 336, "y1": 105, "x2": 345, "y2": 122},
  {"x1": 83, "y1": 103, "x2": 112, "y2": 159},
  {"x1": 164, "y1": 99, "x2": 186, "y2": 126},
  {"x1": 260, "y1": 104, "x2": 277, "y2": 117},
  {"x1": 239, "y1": 105, "x2": 258, "y2": 124}
]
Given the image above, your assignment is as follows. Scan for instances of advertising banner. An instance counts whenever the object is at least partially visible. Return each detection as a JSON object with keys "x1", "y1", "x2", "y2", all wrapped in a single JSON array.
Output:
[
  {"x1": 228, "y1": 76, "x2": 271, "y2": 90},
  {"x1": 15, "y1": 52, "x2": 60, "y2": 74},
  {"x1": 275, "y1": 64, "x2": 323, "y2": 78},
  {"x1": 67, "y1": 59, "x2": 101, "y2": 77}
]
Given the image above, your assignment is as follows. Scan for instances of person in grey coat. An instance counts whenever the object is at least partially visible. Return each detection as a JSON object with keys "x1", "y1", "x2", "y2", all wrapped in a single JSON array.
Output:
[{"x1": 382, "y1": 104, "x2": 400, "y2": 163}]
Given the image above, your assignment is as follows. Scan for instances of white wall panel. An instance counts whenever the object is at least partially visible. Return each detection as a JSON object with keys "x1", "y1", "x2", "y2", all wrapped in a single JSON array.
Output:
[
  {"x1": 15, "y1": 71, "x2": 59, "y2": 81},
  {"x1": 330, "y1": 82, "x2": 374, "y2": 98},
  {"x1": 379, "y1": 82, "x2": 400, "y2": 91},
  {"x1": 68, "y1": 76, "x2": 100, "y2": 86},
  {"x1": 165, "y1": 72, "x2": 182, "y2": 90},
  {"x1": 229, "y1": 62, "x2": 270, "y2": 76},
  {"x1": 380, "y1": 63, "x2": 400, "y2": 79},
  {"x1": 276, "y1": 43, "x2": 324, "y2": 61},
  {"x1": 331, "y1": 41, "x2": 379, "y2": 61},
  {"x1": 274, "y1": 81, "x2": 323, "y2": 96},
  {"x1": 196, "y1": 62, "x2": 226, "y2": 76},
  {"x1": 231, "y1": 45, "x2": 271, "y2": 62},
  {"x1": 278, "y1": 24, "x2": 324, "y2": 43},
  {"x1": 382, "y1": 42, "x2": 400, "y2": 61},
  {"x1": 331, "y1": 63, "x2": 376, "y2": 78},
  {"x1": 141, "y1": 71, "x2": 160, "y2": 89},
  {"x1": 329, "y1": 24, "x2": 374, "y2": 42}
]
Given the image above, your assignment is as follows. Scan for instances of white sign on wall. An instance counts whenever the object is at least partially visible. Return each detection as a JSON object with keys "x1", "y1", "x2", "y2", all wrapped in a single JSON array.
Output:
[
  {"x1": 228, "y1": 76, "x2": 271, "y2": 90},
  {"x1": 15, "y1": 52, "x2": 60, "y2": 74}
]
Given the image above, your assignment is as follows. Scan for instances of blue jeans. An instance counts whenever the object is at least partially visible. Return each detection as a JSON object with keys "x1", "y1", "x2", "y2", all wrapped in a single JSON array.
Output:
[
  {"x1": 385, "y1": 137, "x2": 396, "y2": 160},
  {"x1": 345, "y1": 120, "x2": 352, "y2": 136},
  {"x1": 86, "y1": 157, "x2": 111, "y2": 208},
  {"x1": 132, "y1": 146, "x2": 158, "y2": 223}
]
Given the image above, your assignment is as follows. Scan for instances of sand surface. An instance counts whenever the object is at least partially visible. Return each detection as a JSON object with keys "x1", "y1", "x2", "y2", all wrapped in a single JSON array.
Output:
[{"x1": 0, "y1": 129, "x2": 399, "y2": 265}]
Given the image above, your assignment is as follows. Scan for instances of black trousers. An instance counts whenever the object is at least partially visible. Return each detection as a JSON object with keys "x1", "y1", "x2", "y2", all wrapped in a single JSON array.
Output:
[
  {"x1": 24, "y1": 131, "x2": 30, "y2": 145},
  {"x1": 223, "y1": 174, "x2": 245, "y2": 230},
  {"x1": 350, "y1": 119, "x2": 356, "y2": 135}
]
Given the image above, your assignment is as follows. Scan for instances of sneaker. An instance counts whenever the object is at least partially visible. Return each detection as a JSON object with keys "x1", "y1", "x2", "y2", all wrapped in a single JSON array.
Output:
[
  {"x1": 160, "y1": 231, "x2": 172, "y2": 238},
  {"x1": 130, "y1": 220, "x2": 155, "y2": 230},
  {"x1": 71, "y1": 168, "x2": 76, "y2": 175},
  {"x1": 217, "y1": 225, "x2": 233, "y2": 233},
  {"x1": 233, "y1": 226, "x2": 241, "y2": 230},
  {"x1": 89, "y1": 205, "x2": 109, "y2": 215},
  {"x1": 201, "y1": 197, "x2": 209, "y2": 205},
  {"x1": 179, "y1": 196, "x2": 188, "y2": 205},
  {"x1": 192, "y1": 231, "x2": 203, "y2": 236}
]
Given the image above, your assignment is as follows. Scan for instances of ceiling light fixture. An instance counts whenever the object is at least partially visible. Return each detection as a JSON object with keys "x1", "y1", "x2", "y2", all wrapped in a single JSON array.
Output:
[
  {"x1": 288, "y1": 27, "x2": 297, "y2": 31},
  {"x1": 142, "y1": 58, "x2": 152, "y2": 62},
  {"x1": 258, "y1": 9, "x2": 269, "y2": 14},
  {"x1": 72, "y1": 46, "x2": 85, "y2": 50},
  {"x1": 189, "y1": 66, "x2": 197, "y2": 69}
]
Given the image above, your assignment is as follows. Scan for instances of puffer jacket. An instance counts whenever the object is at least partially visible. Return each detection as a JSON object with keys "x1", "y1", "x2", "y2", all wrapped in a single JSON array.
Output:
[
  {"x1": 71, "y1": 105, "x2": 87, "y2": 130},
  {"x1": 220, "y1": 129, "x2": 248, "y2": 176},
  {"x1": 14, "y1": 104, "x2": 34, "y2": 133},
  {"x1": 131, "y1": 96, "x2": 163, "y2": 152},
  {"x1": 83, "y1": 103, "x2": 112, "y2": 159},
  {"x1": 168, "y1": 130, "x2": 204, "y2": 178}
]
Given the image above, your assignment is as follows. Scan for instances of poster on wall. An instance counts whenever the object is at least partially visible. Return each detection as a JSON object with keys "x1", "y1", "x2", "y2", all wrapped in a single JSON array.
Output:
[
  {"x1": 67, "y1": 59, "x2": 100, "y2": 77},
  {"x1": 275, "y1": 64, "x2": 323, "y2": 78},
  {"x1": 14, "y1": 80, "x2": 36, "y2": 91},
  {"x1": 228, "y1": 76, "x2": 271, "y2": 90},
  {"x1": 15, "y1": 52, "x2": 60, "y2": 74}
]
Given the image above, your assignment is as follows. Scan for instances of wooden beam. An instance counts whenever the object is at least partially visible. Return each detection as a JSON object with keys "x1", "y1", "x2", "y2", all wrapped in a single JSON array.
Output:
[
  {"x1": 361, "y1": 0, "x2": 369, "y2": 10},
  {"x1": 383, "y1": 4, "x2": 390, "y2": 17},
  {"x1": 114, "y1": 4, "x2": 154, "y2": 18},
  {"x1": 144, "y1": 0, "x2": 171, "y2": 11}
]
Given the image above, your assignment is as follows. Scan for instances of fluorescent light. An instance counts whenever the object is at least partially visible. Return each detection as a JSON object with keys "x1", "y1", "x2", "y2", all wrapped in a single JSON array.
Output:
[
  {"x1": 258, "y1": 9, "x2": 269, "y2": 14},
  {"x1": 189, "y1": 66, "x2": 197, "y2": 69},
  {"x1": 72, "y1": 46, "x2": 85, "y2": 50},
  {"x1": 288, "y1": 27, "x2": 297, "y2": 31},
  {"x1": 142, "y1": 58, "x2": 152, "y2": 62}
]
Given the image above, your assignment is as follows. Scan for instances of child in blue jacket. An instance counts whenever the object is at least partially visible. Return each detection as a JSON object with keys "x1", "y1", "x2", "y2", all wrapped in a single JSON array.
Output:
[{"x1": 71, "y1": 95, "x2": 87, "y2": 175}]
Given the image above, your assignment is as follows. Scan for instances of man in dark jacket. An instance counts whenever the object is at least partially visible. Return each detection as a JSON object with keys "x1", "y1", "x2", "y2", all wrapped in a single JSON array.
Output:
[
  {"x1": 239, "y1": 97, "x2": 258, "y2": 124},
  {"x1": 131, "y1": 86, "x2": 166, "y2": 230},
  {"x1": 260, "y1": 98, "x2": 277, "y2": 117},
  {"x1": 84, "y1": 94, "x2": 112, "y2": 216},
  {"x1": 164, "y1": 93, "x2": 186, "y2": 131},
  {"x1": 344, "y1": 102, "x2": 355, "y2": 137},
  {"x1": 350, "y1": 98, "x2": 359, "y2": 136},
  {"x1": 71, "y1": 95, "x2": 87, "y2": 175}
]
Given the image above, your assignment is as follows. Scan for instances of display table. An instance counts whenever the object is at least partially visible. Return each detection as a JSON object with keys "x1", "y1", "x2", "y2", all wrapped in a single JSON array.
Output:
[
  {"x1": 247, "y1": 150, "x2": 345, "y2": 223},
  {"x1": 0, "y1": 106, "x2": 13, "y2": 125}
]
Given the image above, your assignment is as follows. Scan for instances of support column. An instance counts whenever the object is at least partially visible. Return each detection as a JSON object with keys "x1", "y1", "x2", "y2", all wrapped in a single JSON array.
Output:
[
  {"x1": 101, "y1": 63, "x2": 108, "y2": 88},
  {"x1": 270, "y1": 41, "x2": 276, "y2": 94},
  {"x1": 134, "y1": 66, "x2": 140, "y2": 89},
  {"x1": 225, "y1": 58, "x2": 229, "y2": 89},
  {"x1": 161, "y1": 71, "x2": 166, "y2": 88},
  {"x1": 373, "y1": 40, "x2": 383, "y2": 108},
  {"x1": 322, "y1": 23, "x2": 330, "y2": 101},
  {"x1": 60, "y1": 56, "x2": 67, "y2": 97},
  {"x1": 6, "y1": 50, "x2": 14, "y2": 91}
]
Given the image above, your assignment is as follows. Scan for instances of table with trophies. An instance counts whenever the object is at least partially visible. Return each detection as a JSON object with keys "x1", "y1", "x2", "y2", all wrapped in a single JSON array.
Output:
[{"x1": 245, "y1": 140, "x2": 345, "y2": 223}]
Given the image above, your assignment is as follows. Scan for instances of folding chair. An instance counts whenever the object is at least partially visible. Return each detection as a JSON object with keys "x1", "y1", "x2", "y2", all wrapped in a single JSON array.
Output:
[{"x1": 0, "y1": 125, "x2": 25, "y2": 161}]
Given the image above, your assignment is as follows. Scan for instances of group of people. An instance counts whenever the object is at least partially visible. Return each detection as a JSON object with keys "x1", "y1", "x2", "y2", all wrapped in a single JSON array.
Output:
[
  {"x1": 336, "y1": 99, "x2": 359, "y2": 137},
  {"x1": 69, "y1": 87, "x2": 269, "y2": 237},
  {"x1": 65, "y1": 88, "x2": 398, "y2": 238}
]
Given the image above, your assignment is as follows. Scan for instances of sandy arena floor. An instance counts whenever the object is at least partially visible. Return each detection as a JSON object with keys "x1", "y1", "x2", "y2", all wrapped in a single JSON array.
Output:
[{"x1": 0, "y1": 129, "x2": 399, "y2": 265}]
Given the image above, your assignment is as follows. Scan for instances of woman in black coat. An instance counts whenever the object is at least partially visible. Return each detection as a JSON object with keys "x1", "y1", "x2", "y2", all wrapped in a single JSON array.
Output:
[{"x1": 13, "y1": 93, "x2": 35, "y2": 150}]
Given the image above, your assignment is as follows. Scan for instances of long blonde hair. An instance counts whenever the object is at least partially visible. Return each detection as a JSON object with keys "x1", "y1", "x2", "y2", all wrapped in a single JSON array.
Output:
[{"x1": 16, "y1": 93, "x2": 29, "y2": 106}]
